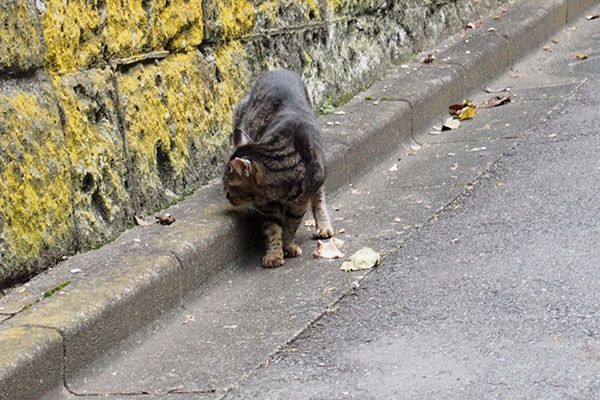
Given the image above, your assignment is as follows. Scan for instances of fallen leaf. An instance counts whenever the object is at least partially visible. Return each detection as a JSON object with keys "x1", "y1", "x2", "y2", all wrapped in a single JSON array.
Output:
[
  {"x1": 551, "y1": 39, "x2": 559, "y2": 44},
  {"x1": 459, "y1": 105, "x2": 477, "y2": 120},
  {"x1": 156, "y1": 214, "x2": 176, "y2": 225},
  {"x1": 449, "y1": 103, "x2": 465, "y2": 116},
  {"x1": 134, "y1": 215, "x2": 154, "y2": 227},
  {"x1": 388, "y1": 163, "x2": 399, "y2": 172},
  {"x1": 586, "y1": 14, "x2": 599, "y2": 20},
  {"x1": 182, "y1": 315, "x2": 195, "y2": 325},
  {"x1": 483, "y1": 86, "x2": 510, "y2": 93},
  {"x1": 340, "y1": 248, "x2": 381, "y2": 271},
  {"x1": 351, "y1": 189, "x2": 362, "y2": 195},
  {"x1": 479, "y1": 95, "x2": 511, "y2": 108},
  {"x1": 313, "y1": 240, "x2": 345, "y2": 259},
  {"x1": 543, "y1": 45, "x2": 550, "y2": 52},
  {"x1": 304, "y1": 219, "x2": 316, "y2": 227},
  {"x1": 576, "y1": 54, "x2": 588, "y2": 60},
  {"x1": 442, "y1": 117, "x2": 461, "y2": 130},
  {"x1": 493, "y1": 15, "x2": 501, "y2": 20},
  {"x1": 423, "y1": 54, "x2": 435, "y2": 64},
  {"x1": 497, "y1": 182, "x2": 505, "y2": 188},
  {"x1": 393, "y1": 217, "x2": 402, "y2": 223}
]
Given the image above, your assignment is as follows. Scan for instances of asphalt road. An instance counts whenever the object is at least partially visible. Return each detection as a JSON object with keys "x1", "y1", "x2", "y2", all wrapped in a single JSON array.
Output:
[{"x1": 43, "y1": 7, "x2": 600, "y2": 400}]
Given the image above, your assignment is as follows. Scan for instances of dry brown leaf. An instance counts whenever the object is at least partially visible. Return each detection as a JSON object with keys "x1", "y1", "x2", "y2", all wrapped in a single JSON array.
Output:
[
  {"x1": 449, "y1": 103, "x2": 465, "y2": 116},
  {"x1": 493, "y1": 15, "x2": 501, "y2": 20},
  {"x1": 313, "y1": 240, "x2": 345, "y2": 259},
  {"x1": 156, "y1": 214, "x2": 176, "y2": 225},
  {"x1": 480, "y1": 95, "x2": 511, "y2": 109},
  {"x1": 134, "y1": 215, "x2": 154, "y2": 227},
  {"x1": 576, "y1": 54, "x2": 588, "y2": 60},
  {"x1": 423, "y1": 54, "x2": 435, "y2": 64}
]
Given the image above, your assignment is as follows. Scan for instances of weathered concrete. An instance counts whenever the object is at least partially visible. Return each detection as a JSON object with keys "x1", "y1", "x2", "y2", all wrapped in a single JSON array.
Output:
[
  {"x1": 0, "y1": 0, "x2": 598, "y2": 399},
  {"x1": 0, "y1": 0, "x2": 515, "y2": 286}
]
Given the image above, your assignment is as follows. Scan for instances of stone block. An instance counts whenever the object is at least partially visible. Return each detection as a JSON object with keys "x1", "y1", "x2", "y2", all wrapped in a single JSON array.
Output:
[
  {"x1": 116, "y1": 44, "x2": 249, "y2": 213},
  {"x1": 0, "y1": 0, "x2": 45, "y2": 74},
  {"x1": 0, "y1": 76, "x2": 76, "y2": 285},
  {"x1": 52, "y1": 68, "x2": 133, "y2": 248}
]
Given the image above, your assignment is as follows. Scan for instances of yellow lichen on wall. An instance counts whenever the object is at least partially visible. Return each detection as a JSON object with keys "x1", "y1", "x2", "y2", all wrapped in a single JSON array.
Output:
[
  {"x1": 51, "y1": 70, "x2": 131, "y2": 242},
  {"x1": 327, "y1": 0, "x2": 343, "y2": 13},
  {"x1": 212, "y1": 41, "x2": 249, "y2": 139},
  {"x1": 116, "y1": 62, "x2": 171, "y2": 205},
  {"x1": 0, "y1": 1, "x2": 44, "y2": 72},
  {"x1": 151, "y1": 0, "x2": 205, "y2": 51},
  {"x1": 104, "y1": 0, "x2": 149, "y2": 59},
  {"x1": 40, "y1": 0, "x2": 102, "y2": 73},
  {"x1": 257, "y1": 1, "x2": 279, "y2": 23},
  {"x1": 116, "y1": 43, "x2": 249, "y2": 212},
  {"x1": 219, "y1": 0, "x2": 256, "y2": 39},
  {"x1": 300, "y1": 0, "x2": 320, "y2": 19},
  {"x1": 0, "y1": 92, "x2": 73, "y2": 272}
]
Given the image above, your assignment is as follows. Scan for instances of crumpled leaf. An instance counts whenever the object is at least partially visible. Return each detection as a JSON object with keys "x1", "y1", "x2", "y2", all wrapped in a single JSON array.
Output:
[
  {"x1": 340, "y1": 248, "x2": 381, "y2": 271},
  {"x1": 483, "y1": 86, "x2": 510, "y2": 93},
  {"x1": 442, "y1": 117, "x2": 461, "y2": 131},
  {"x1": 480, "y1": 95, "x2": 511, "y2": 109},
  {"x1": 134, "y1": 215, "x2": 154, "y2": 227},
  {"x1": 576, "y1": 54, "x2": 588, "y2": 60},
  {"x1": 458, "y1": 105, "x2": 477, "y2": 120},
  {"x1": 423, "y1": 54, "x2": 435, "y2": 64},
  {"x1": 313, "y1": 239, "x2": 345, "y2": 259},
  {"x1": 156, "y1": 214, "x2": 176, "y2": 225}
]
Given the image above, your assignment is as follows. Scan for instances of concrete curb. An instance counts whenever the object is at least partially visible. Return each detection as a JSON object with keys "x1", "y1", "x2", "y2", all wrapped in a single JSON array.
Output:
[{"x1": 1, "y1": 0, "x2": 597, "y2": 398}]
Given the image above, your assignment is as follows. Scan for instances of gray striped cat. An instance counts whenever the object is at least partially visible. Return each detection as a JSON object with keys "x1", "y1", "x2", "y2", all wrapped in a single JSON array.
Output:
[{"x1": 223, "y1": 69, "x2": 333, "y2": 268}]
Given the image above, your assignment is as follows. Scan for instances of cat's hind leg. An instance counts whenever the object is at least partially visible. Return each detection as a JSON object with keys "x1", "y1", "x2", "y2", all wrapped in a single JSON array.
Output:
[{"x1": 311, "y1": 186, "x2": 333, "y2": 239}]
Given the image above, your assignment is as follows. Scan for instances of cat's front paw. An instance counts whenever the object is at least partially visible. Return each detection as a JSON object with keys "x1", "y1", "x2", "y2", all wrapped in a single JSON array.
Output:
[
  {"x1": 313, "y1": 226, "x2": 334, "y2": 239},
  {"x1": 262, "y1": 251, "x2": 284, "y2": 268},
  {"x1": 283, "y1": 244, "x2": 302, "y2": 258}
]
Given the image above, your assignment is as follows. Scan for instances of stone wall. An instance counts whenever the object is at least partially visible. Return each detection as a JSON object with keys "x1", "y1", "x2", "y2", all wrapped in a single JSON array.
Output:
[{"x1": 0, "y1": 0, "x2": 508, "y2": 287}]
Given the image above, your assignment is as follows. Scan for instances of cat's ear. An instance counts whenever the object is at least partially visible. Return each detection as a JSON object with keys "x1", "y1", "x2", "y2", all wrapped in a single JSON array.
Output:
[
  {"x1": 229, "y1": 157, "x2": 253, "y2": 178},
  {"x1": 234, "y1": 128, "x2": 252, "y2": 148}
]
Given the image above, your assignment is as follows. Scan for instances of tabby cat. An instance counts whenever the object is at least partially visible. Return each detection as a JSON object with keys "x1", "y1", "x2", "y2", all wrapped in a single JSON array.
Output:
[{"x1": 223, "y1": 69, "x2": 333, "y2": 268}]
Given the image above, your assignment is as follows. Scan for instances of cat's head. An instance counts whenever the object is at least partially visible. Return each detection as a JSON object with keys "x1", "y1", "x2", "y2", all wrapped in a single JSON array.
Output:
[{"x1": 223, "y1": 130, "x2": 264, "y2": 206}]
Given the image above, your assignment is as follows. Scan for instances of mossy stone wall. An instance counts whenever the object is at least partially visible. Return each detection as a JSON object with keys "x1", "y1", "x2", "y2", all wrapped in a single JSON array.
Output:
[{"x1": 0, "y1": 0, "x2": 508, "y2": 287}]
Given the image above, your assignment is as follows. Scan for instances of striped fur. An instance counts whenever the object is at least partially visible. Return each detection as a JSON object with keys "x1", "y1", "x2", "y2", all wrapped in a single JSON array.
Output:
[{"x1": 223, "y1": 69, "x2": 333, "y2": 268}]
